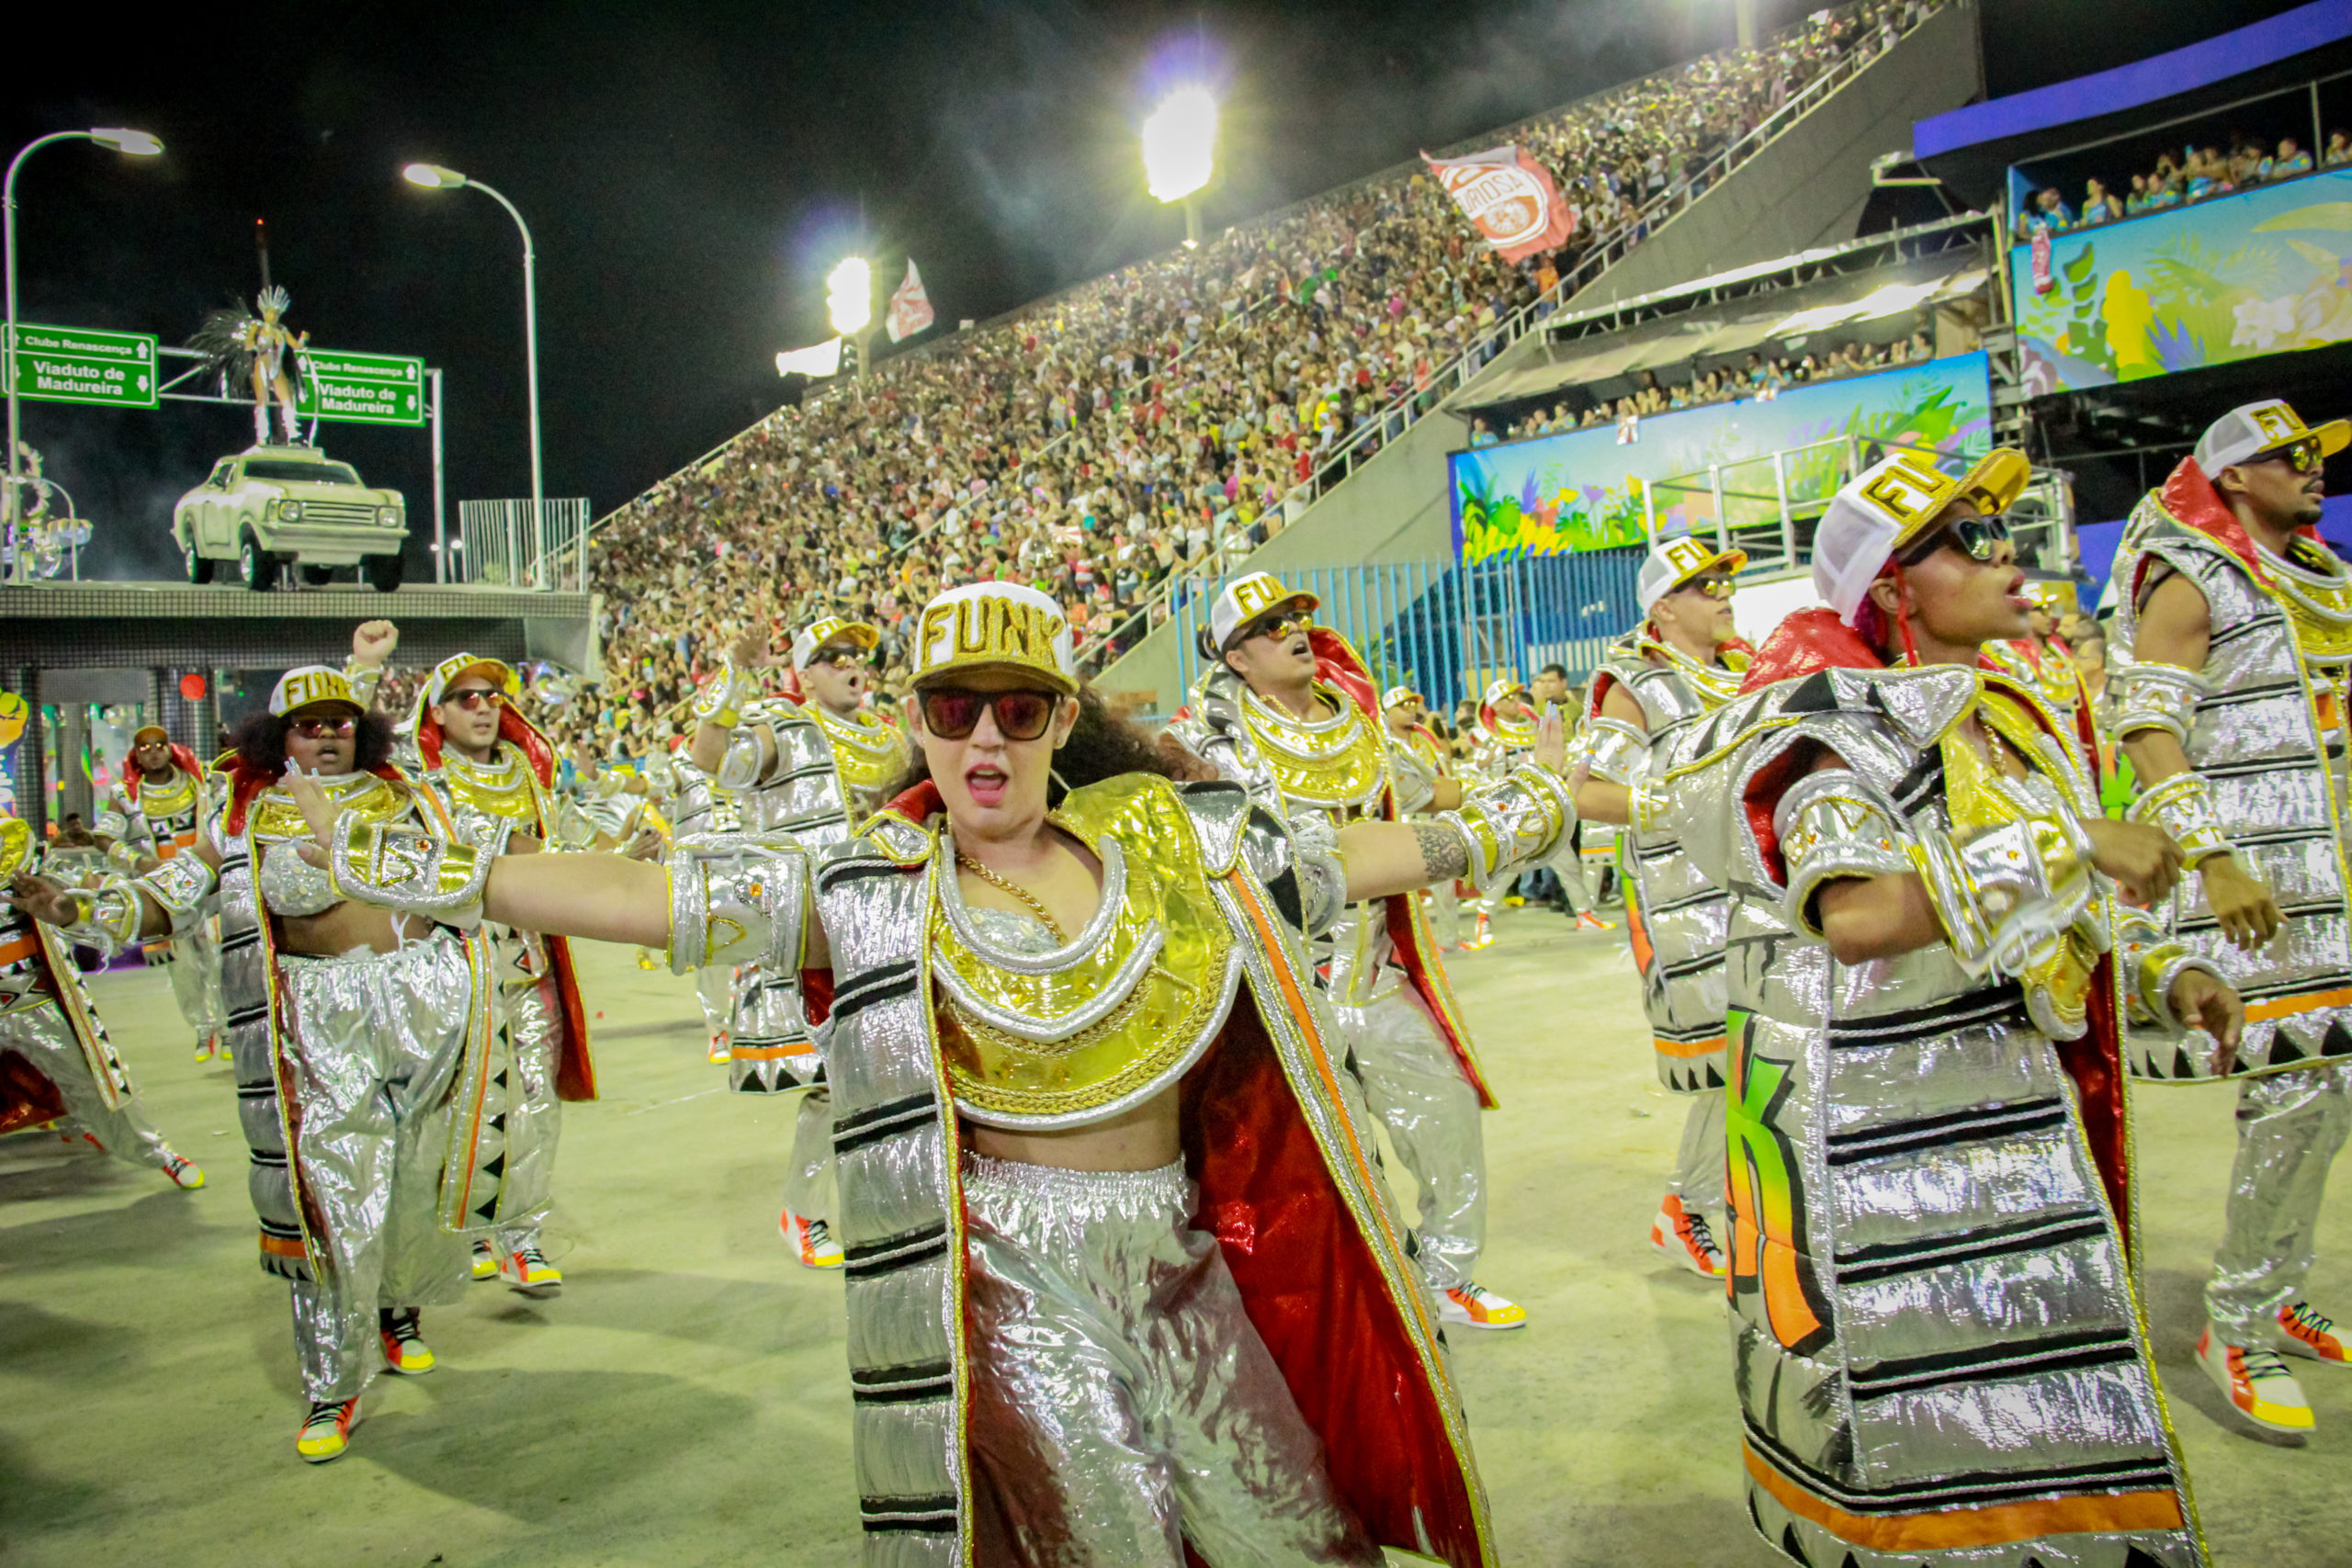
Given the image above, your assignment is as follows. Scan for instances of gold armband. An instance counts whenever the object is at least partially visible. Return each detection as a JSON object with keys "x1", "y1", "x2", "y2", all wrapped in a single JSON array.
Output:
[
  {"x1": 2124, "y1": 772, "x2": 2234, "y2": 868},
  {"x1": 1440, "y1": 763, "x2": 1576, "y2": 893},
  {"x1": 692, "y1": 657, "x2": 753, "y2": 731}
]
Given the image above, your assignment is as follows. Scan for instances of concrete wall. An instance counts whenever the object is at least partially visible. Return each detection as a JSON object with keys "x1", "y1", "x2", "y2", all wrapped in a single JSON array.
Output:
[{"x1": 1095, "y1": 3, "x2": 1986, "y2": 713}]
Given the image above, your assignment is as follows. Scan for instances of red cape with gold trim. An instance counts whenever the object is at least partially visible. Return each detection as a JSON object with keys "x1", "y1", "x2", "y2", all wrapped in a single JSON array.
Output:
[
  {"x1": 418, "y1": 705, "x2": 596, "y2": 1103},
  {"x1": 1737, "y1": 607, "x2": 2133, "y2": 1236}
]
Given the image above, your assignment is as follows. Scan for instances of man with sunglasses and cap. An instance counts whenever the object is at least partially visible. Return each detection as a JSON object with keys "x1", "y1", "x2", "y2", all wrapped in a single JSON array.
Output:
[
  {"x1": 1470, "y1": 677, "x2": 1612, "y2": 941},
  {"x1": 1383, "y1": 686, "x2": 1468, "y2": 948},
  {"x1": 1169, "y1": 571, "x2": 1531, "y2": 1330},
  {"x1": 1574, "y1": 532, "x2": 1754, "y2": 1280},
  {"x1": 94, "y1": 722, "x2": 227, "y2": 1063},
  {"x1": 2111, "y1": 398, "x2": 2352, "y2": 1435},
  {"x1": 1655, "y1": 446, "x2": 2234, "y2": 1568},
  {"x1": 689, "y1": 613, "x2": 909, "y2": 1270},
  {"x1": 407, "y1": 642, "x2": 599, "y2": 1298},
  {"x1": 4, "y1": 624, "x2": 502, "y2": 1465}
]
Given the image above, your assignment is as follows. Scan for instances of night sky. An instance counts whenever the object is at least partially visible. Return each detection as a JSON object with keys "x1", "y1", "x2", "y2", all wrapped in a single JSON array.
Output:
[{"x1": 6, "y1": 0, "x2": 2288, "y2": 581}]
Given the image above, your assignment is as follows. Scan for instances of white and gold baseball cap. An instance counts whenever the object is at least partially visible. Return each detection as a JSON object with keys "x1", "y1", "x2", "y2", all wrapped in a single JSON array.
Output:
[
  {"x1": 267, "y1": 665, "x2": 364, "y2": 717},
  {"x1": 1207, "y1": 571, "x2": 1319, "y2": 650},
  {"x1": 1381, "y1": 685, "x2": 1423, "y2": 708},
  {"x1": 422, "y1": 651, "x2": 518, "y2": 709},
  {"x1": 910, "y1": 582, "x2": 1077, "y2": 694},
  {"x1": 2193, "y1": 400, "x2": 2350, "y2": 479},
  {"x1": 1635, "y1": 535, "x2": 1747, "y2": 615},
  {"x1": 790, "y1": 615, "x2": 880, "y2": 671},
  {"x1": 1812, "y1": 446, "x2": 2031, "y2": 625}
]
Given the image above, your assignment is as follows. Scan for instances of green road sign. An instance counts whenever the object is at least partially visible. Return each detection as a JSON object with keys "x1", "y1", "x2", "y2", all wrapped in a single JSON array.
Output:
[
  {"x1": 6, "y1": 322, "x2": 159, "y2": 408},
  {"x1": 297, "y1": 349, "x2": 425, "y2": 426}
]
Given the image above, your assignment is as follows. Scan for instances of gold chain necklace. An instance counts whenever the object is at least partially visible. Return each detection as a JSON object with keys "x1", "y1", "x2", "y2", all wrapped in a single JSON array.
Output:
[{"x1": 955, "y1": 852, "x2": 1069, "y2": 942}]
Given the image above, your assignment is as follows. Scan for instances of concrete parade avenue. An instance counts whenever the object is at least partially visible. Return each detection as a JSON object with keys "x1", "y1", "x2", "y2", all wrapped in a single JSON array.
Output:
[{"x1": 3, "y1": 907, "x2": 2345, "y2": 1567}]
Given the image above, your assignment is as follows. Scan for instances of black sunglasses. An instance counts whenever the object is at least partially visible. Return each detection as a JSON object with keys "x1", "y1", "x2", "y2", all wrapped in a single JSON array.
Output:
[
  {"x1": 2255, "y1": 439, "x2": 2324, "y2": 474},
  {"x1": 919, "y1": 687, "x2": 1060, "y2": 741},
  {"x1": 1895, "y1": 513, "x2": 2011, "y2": 569}
]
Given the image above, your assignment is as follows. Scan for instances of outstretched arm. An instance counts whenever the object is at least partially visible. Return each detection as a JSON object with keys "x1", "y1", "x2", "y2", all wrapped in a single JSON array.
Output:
[
  {"x1": 482, "y1": 852, "x2": 672, "y2": 947},
  {"x1": 1343, "y1": 712, "x2": 1570, "y2": 902}
]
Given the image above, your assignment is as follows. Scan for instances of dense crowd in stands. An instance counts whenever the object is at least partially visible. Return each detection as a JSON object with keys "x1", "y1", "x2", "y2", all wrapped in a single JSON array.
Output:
[
  {"x1": 2021, "y1": 128, "x2": 2346, "y2": 234},
  {"x1": 571, "y1": 0, "x2": 1936, "y2": 760}
]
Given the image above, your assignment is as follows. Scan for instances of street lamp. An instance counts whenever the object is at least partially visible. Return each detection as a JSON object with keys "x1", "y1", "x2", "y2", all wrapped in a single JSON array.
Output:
[
  {"x1": 827, "y1": 255, "x2": 871, "y2": 379},
  {"x1": 6, "y1": 128, "x2": 163, "y2": 584},
  {"x1": 401, "y1": 161, "x2": 543, "y2": 543},
  {"x1": 1141, "y1": 86, "x2": 1216, "y2": 248}
]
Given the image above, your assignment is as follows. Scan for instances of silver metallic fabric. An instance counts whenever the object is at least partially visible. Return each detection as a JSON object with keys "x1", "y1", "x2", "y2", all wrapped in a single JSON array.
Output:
[
  {"x1": 781, "y1": 1086, "x2": 836, "y2": 1224},
  {"x1": 1589, "y1": 640, "x2": 1740, "y2": 1094},
  {"x1": 0, "y1": 913, "x2": 170, "y2": 1168},
  {"x1": 961, "y1": 1153, "x2": 1379, "y2": 1567},
  {"x1": 2104, "y1": 660, "x2": 2206, "y2": 746},
  {"x1": 2114, "y1": 509, "x2": 2352, "y2": 1080},
  {"x1": 2206, "y1": 1061, "x2": 2352, "y2": 1344},
  {"x1": 695, "y1": 961, "x2": 737, "y2": 1042},
  {"x1": 159, "y1": 919, "x2": 227, "y2": 1044},
  {"x1": 1335, "y1": 992, "x2": 1484, "y2": 1292},
  {"x1": 1668, "y1": 663, "x2": 2205, "y2": 1568},
  {"x1": 136, "y1": 852, "x2": 220, "y2": 936},
  {"x1": 1671, "y1": 1090, "x2": 1725, "y2": 1214},
  {"x1": 257, "y1": 837, "x2": 341, "y2": 918},
  {"x1": 277, "y1": 935, "x2": 477, "y2": 1404},
  {"x1": 487, "y1": 926, "x2": 565, "y2": 1254},
  {"x1": 667, "y1": 833, "x2": 811, "y2": 976},
  {"x1": 327, "y1": 815, "x2": 507, "y2": 926},
  {"x1": 1439, "y1": 764, "x2": 1577, "y2": 897}
]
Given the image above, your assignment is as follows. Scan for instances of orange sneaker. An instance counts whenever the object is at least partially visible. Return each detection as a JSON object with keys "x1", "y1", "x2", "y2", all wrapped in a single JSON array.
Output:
[
  {"x1": 2197, "y1": 1324, "x2": 2313, "y2": 1432},
  {"x1": 379, "y1": 1309, "x2": 435, "y2": 1376},
  {"x1": 781, "y1": 1209, "x2": 845, "y2": 1269},
  {"x1": 1576, "y1": 910, "x2": 1615, "y2": 931},
  {"x1": 161, "y1": 1152, "x2": 206, "y2": 1190},
  {"x1": 1651, "y1": 1195, "x2": 1725, "y2": 1277},
  {"x1": 499, "y1": 1245, "x2": 564, "y2": 1295},
  {"x1": 707, "y1": 1032, "x2": 732, "y2": 1065},
  {"x1": 2280, "y1": 1301, "x2": 2349, "y2": 1367},
  {"x1": 1458, "y1": 914, "x2": 1495, "y2": 952},
  {"x1": 1439, "y1": 1282, "x2": 1527, "y2": 1330},
  {"x1": 296, "y1": 1397, "x2": 361, "y2": 1463}
]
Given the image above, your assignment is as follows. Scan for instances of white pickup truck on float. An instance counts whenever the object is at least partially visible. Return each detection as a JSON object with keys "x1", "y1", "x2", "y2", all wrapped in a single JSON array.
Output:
[{"x1": 172, "y1": 445, "x2": 409, "y2": 592}]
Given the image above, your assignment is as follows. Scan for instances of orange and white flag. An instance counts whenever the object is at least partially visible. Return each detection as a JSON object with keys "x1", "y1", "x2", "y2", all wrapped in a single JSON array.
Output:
[
  {"x1": 886, "y1": 259, "x2": 935, "y2": 344},
  {"x1": 1421, "y1": 145, "x2": 1576, "y2": 263}
]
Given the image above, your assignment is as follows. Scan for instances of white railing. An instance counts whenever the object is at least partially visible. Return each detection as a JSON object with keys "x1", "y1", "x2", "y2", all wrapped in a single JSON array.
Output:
[
  {"x1": 454, "y1": 498, "x2": 590, "y2": 591},
  {"x1": 1072, "y1": 1, "x2": 1946, "y2": 673}
]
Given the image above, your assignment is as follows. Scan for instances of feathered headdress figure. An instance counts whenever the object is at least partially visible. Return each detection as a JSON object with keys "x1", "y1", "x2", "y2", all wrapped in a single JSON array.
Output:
[{"x1": 188, "y1": 288, "x2": 312, "y2": 446}]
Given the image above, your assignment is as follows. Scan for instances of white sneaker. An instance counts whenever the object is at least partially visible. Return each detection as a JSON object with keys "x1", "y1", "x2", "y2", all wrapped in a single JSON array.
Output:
[
  {"x1": 1437, "y1": 1281, "x2": 1527, "y2": 1329},
  {"x1": 2197, "y1": 1323, "x2": 2314, "y2": 1433}
]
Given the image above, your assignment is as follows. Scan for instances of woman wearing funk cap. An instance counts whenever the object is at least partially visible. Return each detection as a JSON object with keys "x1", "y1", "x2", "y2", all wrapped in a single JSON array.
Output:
[
  {"x1": 1658, "y1": 447, "x2": 2237, "y2": 1567},
  {"x1": 284, "y1": 579, "x2": 1579, "y2": 1568}
]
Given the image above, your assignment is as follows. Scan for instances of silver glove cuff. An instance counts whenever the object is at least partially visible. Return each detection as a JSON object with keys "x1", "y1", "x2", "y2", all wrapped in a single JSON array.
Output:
[
  {"x1": 1772, "y1": 769, "x2": 1910, "y2": 939},
  {"x1": 343, "y1": 658, "x2": 386, "y2": 712},
  {"x1": 668, "y1": 834, "x2": 809, "y2": 974},
  {"x1": 2109, "y1": 660, "x2": 2206, "y2": 744},
  {"x1": 2125, "y1": 771, "x2": 2236, "y2": 868},
  {"x1": 1579, "y1": 716, "x2": 1649, "y2": 787},
  {"x1": 1909, "y1": 808, "x2": 2098, "y2": 977},
  {"x1": 326, "y1": 815, "x2": 504, "y2": 929},
  {"x1": 692, "y1": 656, "x2": 754, "y2": 732},
  {"x1": 134, "y1": 853, "x2": 218, "y2": 935},
  {"x1": 1442, "y1": 762, "x2": 1576, "y2": 894},
  {"x1": 56, "y1": 876, "x2": 142, "y2": 955},
  {"x1": 714, "y1": 719, "x2": 769, "y2": 793}
]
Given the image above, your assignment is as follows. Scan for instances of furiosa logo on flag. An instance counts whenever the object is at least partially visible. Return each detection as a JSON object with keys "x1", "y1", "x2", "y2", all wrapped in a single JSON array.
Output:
[
  {"x1": 887, "y1": 259, "x2": 935, "y2": 344},
  {"x1": 1421, "y1": 144, "x2": 1576, "y2": 263}
]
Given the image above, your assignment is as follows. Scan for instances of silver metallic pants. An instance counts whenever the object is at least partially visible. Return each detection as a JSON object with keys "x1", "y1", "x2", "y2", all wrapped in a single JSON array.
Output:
[
  {"x1": 278, "y1": 939, "x2": 476, "y2": 1404},
  {"x1": 492, "y1": 929, "x2": 564, "y2": 1256},
  {"x1": 1670, "y1": 1089, "x2": 1725, "y2": 1214},
  {"x1": 695, "y1": 963, "x2": 735, "y2": 1041},
  {"x1": 780, "y1": 1085, "x2": 833, "y2": 1223},
  {"x1": 962, "y1": 1153, "x2": 1378, "y2": 1567},
  {"x1": 1333, "y1": 988, "x2": 1485, "y2": 1292},
  {"x1": 2208, "y1": 1061, "x2": 2352, "y2": 1343},
  {"x1": 0, "y1": 999, "x2": 172, "y2": 1168},
  {"x1": 1424, "y1": 882, "x2": 1460, "y2": 948},
  {"x1": 160, "y1": 919, "x2": 225, "y2": 1043}
]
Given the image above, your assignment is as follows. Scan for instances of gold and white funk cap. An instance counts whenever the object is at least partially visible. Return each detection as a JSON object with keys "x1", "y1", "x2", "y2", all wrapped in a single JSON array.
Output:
[{"x1": 911, "y1": 582, "x2": 1078, "y2": 694}]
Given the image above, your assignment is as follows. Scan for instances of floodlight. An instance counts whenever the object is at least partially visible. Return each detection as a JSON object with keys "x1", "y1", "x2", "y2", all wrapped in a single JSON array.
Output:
[
  {"x1": 403, "y1": 163, "x2": 468, "y2": 189},
  {"x1": 827, "y1": 256, "x2": 872, "y2": 336},
  {"x1": 90, "y1": 129, "x2": 163, "y2": 157},
  {"x1": 1141, "y1": 86, "x2": 1217, "y2": 204}
]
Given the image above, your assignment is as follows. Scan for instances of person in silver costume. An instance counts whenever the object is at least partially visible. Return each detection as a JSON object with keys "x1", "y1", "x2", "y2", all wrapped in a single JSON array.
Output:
[
  {"x1": 405, "y1": 640, "x2": 605, "y2": 1298},
  {"x1": 1574, "y1": 534, "x2": 1756, "y2": 1280},
  {"x1": 288, "y1": 579, "x2": 1579, "y2": 1568},
  {"x1": 1473, "y1": 676, "x2": 1613, "y2": 938},
  {"x1": 93, "y1": 725, "x2": 228, "y2": 1063},
  {"x1": 1167, "y1": 571, "x2": 1531, "y2": 1331},
  {"x1": 688, "y1": 614, "x2": 909, "y2": 1270},
  {"x1": 6, "y1": 626, "x2": 498, "y2": 1467},
  {"x1": 1665, "y1": 448, "x2": 2242, "y2": 1567},
  {"x1": 0, "y1": 824, "x2": 205, "y2": 1190},
  {"x1": 1382, "y1": 687, "x2": 1465, "y2": 948},
  {"x1": 2109, "y1": 398, "x2": 2352, "y2": 1434}
]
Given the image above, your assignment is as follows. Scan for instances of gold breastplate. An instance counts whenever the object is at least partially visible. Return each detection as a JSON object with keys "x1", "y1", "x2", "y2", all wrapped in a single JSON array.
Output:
[
  {"x1": 246, "y1": 773, "x2": 411, "y2": 843},
  {"x1": 809, "y1": 703, "x2": 904, "y2": 797},
  {"x1": 930, "y1": 777, "x2": 1239, "y2": 1130},
  {"x1": 135, "y1": 770, "x2": 199, "y2": 824},
  {"x1": 1644, "y1": 637, "x2": 1747, "y2": 710},
  {"x1": 2262, "y1": 538, "x2": 2352, "y2": 664},
  {"x1": 440, "y1": 748, "x2": 543, "y2": 828},
  {"x1": 1241, "y1": 682, "x2": 1386, "y2": 815}
]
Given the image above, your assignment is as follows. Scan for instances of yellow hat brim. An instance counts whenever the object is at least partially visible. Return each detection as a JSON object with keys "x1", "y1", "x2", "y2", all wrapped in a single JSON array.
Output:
[{"x1": 1888, "y1": 448, "x2": 2032, "y2": 552}]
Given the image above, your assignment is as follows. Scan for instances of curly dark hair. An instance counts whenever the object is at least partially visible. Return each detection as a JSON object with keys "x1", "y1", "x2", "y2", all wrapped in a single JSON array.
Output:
[
  {"x1": 880, "y1": 685, "x2": 1210, "y2": 809},
  {"x1": 229, "y1": 705, "x2": 397, "y2": 777}
]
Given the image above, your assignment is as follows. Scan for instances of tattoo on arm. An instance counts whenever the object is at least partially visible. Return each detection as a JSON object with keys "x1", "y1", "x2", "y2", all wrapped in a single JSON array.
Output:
[{"x1": 1413, "y1": 822, "x2": 1470, "y2": 883}]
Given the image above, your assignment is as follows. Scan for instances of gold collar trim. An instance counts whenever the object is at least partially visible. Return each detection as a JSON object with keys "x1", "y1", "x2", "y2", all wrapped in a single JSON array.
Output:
[{"x1": 1240, "y1": 682, "x2": 1386, "y2": 811}]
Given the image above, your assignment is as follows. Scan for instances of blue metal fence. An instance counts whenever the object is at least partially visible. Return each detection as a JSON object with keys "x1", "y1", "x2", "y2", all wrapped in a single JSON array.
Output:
[{"x1": 1165, "y1": 547, "x2": 1645, "y2": 716}]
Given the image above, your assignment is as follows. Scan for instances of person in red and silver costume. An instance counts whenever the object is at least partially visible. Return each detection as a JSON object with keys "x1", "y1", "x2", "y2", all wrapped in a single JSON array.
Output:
[{"x1": 94, "y1": 724, "x2": 228, "y2": 1063}]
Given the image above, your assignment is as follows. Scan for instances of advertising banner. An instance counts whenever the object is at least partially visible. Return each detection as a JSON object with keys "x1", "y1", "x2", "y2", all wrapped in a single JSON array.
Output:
[
  {"x1": 1449, "y1": 353, "x2": 1992, "y2": 562},
  {"x1": 2010, "y1": 170, "x2": 2352, "y2": 396},
  {"x1": 1422, "y1": 144, "x2": 1576, "y2": 263}
]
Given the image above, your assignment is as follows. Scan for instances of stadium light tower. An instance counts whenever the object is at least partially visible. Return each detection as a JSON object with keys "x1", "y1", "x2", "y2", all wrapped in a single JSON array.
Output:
[
  {"x1": 1141, "y1": 85, "x2": 1217, "y2": 248},
  {"x1": 6, "y1": 128, "x2": 163, "y2": 584},
  {"x1": 827, "y1": 255, "x2": 872, "y2": 380},
  {"x1": 401, "y1": 162, "x2": 543, "y2": 525}
]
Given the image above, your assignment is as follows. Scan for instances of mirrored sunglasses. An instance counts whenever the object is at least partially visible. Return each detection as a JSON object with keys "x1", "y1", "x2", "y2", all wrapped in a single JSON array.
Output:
[
  {"x1": 1675, "y1": 574, "x2": 1736, "y2": 600},
  {"x1": 442, "y1": 689, "x2": 507, "y2": 711},
  {"x1": 2259, "y1": 438, "x2": 2324, "y2": 474},
  {"x1": 288, "y1": 715, "x2": 356, "y2": 739},
  {"x1": 919, "y1": 687, "x2": 1059, "y2": 741},
  {"x1": 1895, "y1": 513, "x2": 2011, "y2": 568},
  {"x1": 1241, "y1": 611, "x2": 1314, "y2": 645}
]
